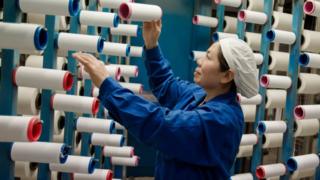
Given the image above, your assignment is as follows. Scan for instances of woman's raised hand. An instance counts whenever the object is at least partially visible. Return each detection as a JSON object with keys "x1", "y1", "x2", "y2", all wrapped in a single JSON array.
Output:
[{"x1": 143, "y1": 20, "x2": 162, "y2": 49}]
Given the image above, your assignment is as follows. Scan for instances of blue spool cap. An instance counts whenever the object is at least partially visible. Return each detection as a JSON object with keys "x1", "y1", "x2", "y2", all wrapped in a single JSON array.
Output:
[
  {"x1": 212, "y1": 32, "x2": 219, "y2": 42},
  {"x1": 109, "y1": 121, "x2": 115, "y2": 134},
  {"x1": 97, "y1": 37, "x2": 105, "y2": 53},
  {"x1": 114, "y1": 15, "x2": 120, "y2": 28},
  {"x1": 68, "y1": 0, "x2": 80, "y2": 16},
  {"x1": 257, "y1": 122, "x2": 266, "y2": 134},
  {"x1": 120, "y1": 136, "x2": 125, "y2": 147},
  {"x1": 137, "y1": 27, "x2": 142, "y2": 37},
  {"x1": 266, "y1": 30, "x2": 276, "y2": 41},
  {"x1": 88, "y1": 158, "x2": 96, "y2": 174},
  {"x1": 298, "y1": 53, "x2": 309, "y2": 67},
  {"x1": 286, "y1": 158, "x2": 298, "y2": 172},
  {"x1": 77, "y1": 10, "x2": 81, "y2": 24},
  {"x1": 59, "y1": 144, "x2": 70, "y2": 164},
  {"x1": 53, "y1": 33, "x2": 59, "y2": 49},
  {"x1": 125, "y1": 45, "x2": 131, "y2": 57},
  {"x1": 34, "y1": 27, "x2": 48, "y2": 51}
]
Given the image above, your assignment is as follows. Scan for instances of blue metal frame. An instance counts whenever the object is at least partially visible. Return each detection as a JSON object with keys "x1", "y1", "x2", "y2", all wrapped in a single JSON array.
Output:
[
  {"x1": 131, "y1": 0, "x2": 196, "y2": 90},
  {"x1": 190, "y1": 0, "x2": 212, "y2": 73},
  {"x1": 250, "y1": 1, "x2": 273, "y2": 179},
  {"x1": 232, "y1": 1, "x2": 248, "y2": 175},
  {"x1": 113, "y1": 129, "x2": 124, "y2": 179},
  {"x1": 80, "y1": 0, "x2": 97, "y2": 158},
  {"x1": 317, "y1": 128, "x2": 320, "y2": 179},
  {"x1": 80, "y1": 79, "x2": 93, "y2": 157},
  {"x1": 98, "y1": 8, "x2": 112, "y2": 171},
  {"x1": 61, "y1": 9, "x2": 81, "y2": 180},
  {"x1": 216, "y1": 4, "x2": 225, "y2": 32},
  {"x1": 0, "y1": 2, "x2": 21, "y2": 179},
  {"x1": 236, "y1": 1, "x2": 247, "y2": 40},
  {"x1": 98, "y1": 8, "x2": 110, "y2": 63},
  {"x1": 37, "y1": 15, "x2": 58, "y2": 180},
  {"x1": 280, "y1": 0, "x2": 303, "y2": 180},
  {"x1": 318, "y1": 132, "x2": 320, "y2": 179}
]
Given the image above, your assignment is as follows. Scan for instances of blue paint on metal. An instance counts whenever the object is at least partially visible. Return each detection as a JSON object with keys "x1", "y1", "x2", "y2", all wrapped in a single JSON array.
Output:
[
  {"x1": 99, "y1": 8, "x2": 110, "y2": 63},
  {"x1": 250, "y1": 1, "x2": 273, "y2": 179},
  {"x1": 112, "y1": 129, "x2": 124, "y2": 178},
  {"x1": 34, "y1": 10, "x2": 58, "y2": 180},
  {"x1": 280, "y1": 1, "x2": 303, "y2": 180},
  {"x1": 61, "y1": 10, "x2": 80, "y2": 180},
  {"x1": 80, "y1": 0, "x2": 97, "y2": 158},
  {"x1": 216, "y1": 5, "x2": 225, "y2": 32},
  {"x1": 246, "y1": 23, "x2": 255, "y2": 32},
  {"x1": 0, "y1": 1, "x2": 21, "y2": 178},
  {"x1": 232, "y1": 1, "x2": 248, "y2": 175},
  {"x1": 317, "y1": 130, "x2": 320, "y2": 179},
  {"x1": 236, "y1": 0, "x2": 247, "y2": 40},
  {"x1": 103, "y1": 156, "x2": 112, "y2": 169},
  {"x1": 131, "y1": 0, "x2": 196, "y2": 90}
]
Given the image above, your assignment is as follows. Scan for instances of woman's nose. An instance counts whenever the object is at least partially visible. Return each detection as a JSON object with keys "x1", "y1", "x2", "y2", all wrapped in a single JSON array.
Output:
[{"x1": 196, "y1": 58, "x2": 203, "y2": 66}]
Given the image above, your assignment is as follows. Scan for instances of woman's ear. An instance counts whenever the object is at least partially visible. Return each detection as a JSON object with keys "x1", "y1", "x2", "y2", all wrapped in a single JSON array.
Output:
[{"x1": 220, "y1": 69, "x2": 235, "y2": 84}]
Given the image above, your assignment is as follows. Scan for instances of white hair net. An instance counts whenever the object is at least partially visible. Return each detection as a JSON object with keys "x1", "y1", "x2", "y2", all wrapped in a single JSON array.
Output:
[{"x1": 219, "y1": 38, "x2": 258, "y2": 98}]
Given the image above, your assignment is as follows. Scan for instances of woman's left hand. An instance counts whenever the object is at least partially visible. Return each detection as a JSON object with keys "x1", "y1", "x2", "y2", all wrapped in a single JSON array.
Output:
[{"x1": 72, "y1": 52, "x2": 110, "y2": 88}]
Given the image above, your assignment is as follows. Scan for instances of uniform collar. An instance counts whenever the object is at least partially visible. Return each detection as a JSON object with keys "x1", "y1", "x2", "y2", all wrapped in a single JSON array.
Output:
[
  {"x1": 195, "y1": 89, "x2": 237, "y2": 104},
  {"x1": 207, "y1": 90, "x2": 237, "y2": 103}
]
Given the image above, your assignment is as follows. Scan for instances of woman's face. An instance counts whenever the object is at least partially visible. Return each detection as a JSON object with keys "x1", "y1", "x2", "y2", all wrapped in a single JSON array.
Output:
[{"x1": 194, "y1": 43, "x2": 231, "y2": 89}]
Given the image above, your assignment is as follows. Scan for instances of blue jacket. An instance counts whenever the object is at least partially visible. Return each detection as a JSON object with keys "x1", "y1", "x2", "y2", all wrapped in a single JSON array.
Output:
[{"x1": 98, "y1": 46, "x2": 244, "y2": 180}]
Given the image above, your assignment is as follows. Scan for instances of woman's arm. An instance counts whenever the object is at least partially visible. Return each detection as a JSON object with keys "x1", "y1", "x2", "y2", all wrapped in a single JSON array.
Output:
[
  {"x1": 143, "y1": 20, "x2": 200, "y2": 109},
  {"x1": 98, "y1": 77, "x2": 243, "y2": 167},
  {"x1": 144, "y1": 45, "x2": 200, "y2": 109}
]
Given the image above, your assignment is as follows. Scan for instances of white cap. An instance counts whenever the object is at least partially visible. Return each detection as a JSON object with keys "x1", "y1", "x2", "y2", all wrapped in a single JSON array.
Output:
[{"x1": 219, "y1": 38, "x2": 258, "y2": 98}]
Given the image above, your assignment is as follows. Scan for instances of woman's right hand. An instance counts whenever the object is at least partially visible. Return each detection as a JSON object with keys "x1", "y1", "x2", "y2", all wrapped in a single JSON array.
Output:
[{"x1": 143, "y1": 20, "x2": 162, "y2": 49}]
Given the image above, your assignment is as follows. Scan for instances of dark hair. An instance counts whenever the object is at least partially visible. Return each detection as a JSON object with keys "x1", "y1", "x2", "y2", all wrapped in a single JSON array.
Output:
[
  {"x1": 217, "y1": 45, "x2": 237, "y2": 92},
  {"x1": 217, "y1": 46, "x2": 230, "y2": 72}
]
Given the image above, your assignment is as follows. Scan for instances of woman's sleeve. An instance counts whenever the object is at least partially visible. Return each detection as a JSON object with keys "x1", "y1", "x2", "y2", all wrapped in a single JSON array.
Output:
[
  {"x1": 144, "y1": 46, "x2": 199, "y2": 109},
  {"x1": 98, "y1": 77, "x2": 243, "y2": 167}
]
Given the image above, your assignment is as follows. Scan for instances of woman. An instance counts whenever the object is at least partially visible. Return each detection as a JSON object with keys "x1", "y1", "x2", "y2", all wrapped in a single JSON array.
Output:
[{"x1": 73, "y1": 20, "x2": 258, "y2": 179}]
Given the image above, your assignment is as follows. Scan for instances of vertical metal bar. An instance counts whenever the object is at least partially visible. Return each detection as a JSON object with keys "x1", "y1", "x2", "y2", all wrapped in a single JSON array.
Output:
[
  {"x1": 216, "y1": 5, "x2": 225, "y2": 32},
  {"x1": 317, "y1": 130, "x2": 320, "y2": 179},
  {"x1": 250, "y1": 1, "x2": 273, "y2": 179},
  {"x1": 114, "y1": 130, "x2": 124, "y2": 179},
  {"x1": 80, "y1": 80, "x2": 93, "y2": 157},
  {"x1": 61, "y1": 7, "x2": 80, "y2": 180},
  {"x1": 37, "y1": 15, "x2": 58, "y2": 180},
  {"x1": 232, "y1": 1, "x2": 249, "y2": 175},
  {"x1": 0, "y1": 0, "x2": 21, "y2": 179},
  {"x1": 80, "y1": 0, "x2": 98, "y2": 159},
  {"x1": 98, "y1": 8, "x2": 110, "y2": 63},
  {"x1": 280, "y1": 0, "x2": 303, "y2": 179},
  {"x1": 97, "y1": 6, "x2": 112, "y2": 170},
  {"x1": 236, "y1": 1, "x2": 247, "y2": 40}
]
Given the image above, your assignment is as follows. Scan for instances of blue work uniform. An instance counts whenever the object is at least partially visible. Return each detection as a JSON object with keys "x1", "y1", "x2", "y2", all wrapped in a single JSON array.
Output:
[{"x1": 98, "y1": 46, "x2": 244, "y2": 180}]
